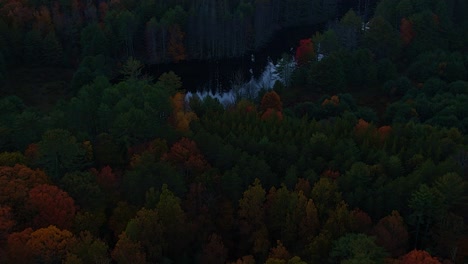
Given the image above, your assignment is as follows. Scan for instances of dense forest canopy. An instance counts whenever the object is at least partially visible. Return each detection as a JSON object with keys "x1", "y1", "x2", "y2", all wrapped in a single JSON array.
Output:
[
  {"x1": 0, "y1": 0, "x2": 346, "y2": 67},
  {"x1": 0, "y1": 0, "x2": 468, "y2": 263}
]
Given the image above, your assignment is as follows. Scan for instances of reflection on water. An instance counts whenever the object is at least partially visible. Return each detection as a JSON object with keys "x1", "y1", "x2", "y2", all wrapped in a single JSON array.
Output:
[{"x1": 185, "y1": 58, "x2": 295, "y2": 107}]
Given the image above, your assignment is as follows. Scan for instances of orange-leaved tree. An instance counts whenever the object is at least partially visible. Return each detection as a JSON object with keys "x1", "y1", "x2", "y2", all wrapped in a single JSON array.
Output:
[
  {"x1": 400, "y1": 249, "x2": 441, "y2": 264},
  {"x1": 268, "y1": 240, "x2": 291, "y2": 260},
  {"x1": 0, "y1": 164, "x2": 49, "y2": 207},
  {"x1": 26, "y1": 225, "x2": 76, "y2": 263},
  {"x1": 260, "y1": 91, "x2": 283, "y2": 121},
  {"x1": 200, "y1": 233, "x2": 228, "y2": 264},
  {"x1": 321, "y1": 95, "x2": 340, "y2": 107},
  {"x1": 111, "y1": 232, "x2": 147, "y2": 264},
  {"x1": 169, "y1": 92, "x2": 198, "y2": 131}
]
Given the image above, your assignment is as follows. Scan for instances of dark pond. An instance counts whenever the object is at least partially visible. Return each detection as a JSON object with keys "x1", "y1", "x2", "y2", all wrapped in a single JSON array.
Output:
[
  {"x1": 145, "y1": 0, "x2": 378, "y2": 93},
  {"x1": 146, "y1": 23, "x2": 325, "y2": 93}
]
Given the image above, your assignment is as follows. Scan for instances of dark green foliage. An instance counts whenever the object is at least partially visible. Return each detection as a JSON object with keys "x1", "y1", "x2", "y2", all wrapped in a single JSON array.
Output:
[
  {"x1": 376, "y1": 58, "x2": 398, "y2": 83},
  {"x1": 408, "y1": 184, "x2": 445, "y2": 248},
  {"x1": 363, "y1": 16, "x2": 400, "y2": 59},
  {"x1": 23, "y1": 29, "x2": 43, "y2": 66},
  {"x1": 339, "y1": 49, "x2": 378, "y2": 90},
  {"x1": 330, "y1": 233, "x2": 387, "y2": 263},
  {"x1": 70, "y1": 55, "x2": 111, "y2": 94},
  {"x1": 408, "y1": 50, "x2": 467, "y2": 83},
  {"x1": 80, "y1": 23, "x2": 110, "y2": 58},
  {"x1": 313, "y1": 29, "x2": 341, "y2": 56},
  {"x1": 65, "y1": 75, "x2": 174, "y2": 143},
  {"x1": 0, "y1": 96, "x2": 46, "y2": 151},
  {"x1": 0, "y1": 51, "x2": 5, "y2": 87},
  {"x1": 307, "y1": 54, "x2": 346, "y2": 92},
  {"x1": 60, "y1": 171, "x2": 105, "y2": 210},
  {"x1": 42, "y1": 32, "x2": 63, "y2": 66},
  {"x1": 123, "y1": 155, "x2": 186, "y2": 206},
  {"x1": 37, "y1": 129, "x2": 88, "y2": 180},
  {"x1": 383, "y1": 76, "x2": 413, "y2": 97}
]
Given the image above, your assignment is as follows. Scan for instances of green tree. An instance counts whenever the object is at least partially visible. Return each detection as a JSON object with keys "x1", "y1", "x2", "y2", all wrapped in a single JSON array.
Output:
[
  {"x1": 308, "y1": 53, "x2": 346, "y2": 92},
  {"x1": 312, "y1": 29, "x2": 341, "y2": 56},
  {"x1": 42, "y1": 31, "x2": 63, "y2": 66},
  {"x1": 363, "y1": 16, "x2": 400, "y2": 59},
  {"x1": 23, "y1": 29, "x2": 42, "y2": 66},
  {"x1": 0, "y1": 51, "x2": 5, "y2": 87},
  {"x1": 433, "y1": 172, "x2": 466, "y2": 210},
  {"x1": 120, "y1": 57, "x2": 144, "y2": 80},
  {"x1": 123, "y1": 156, "x2": 185, "y2": 206},
  {"x1": 70, "y1": 55, "x2": 110, "y2": 93},
  {"x1": 238, "y1": 178, "x2": 269, "y2": 258},
  {"x1": 125, "y1": 208, "x2": 164, "y2": 262},
  {"x1": 408, "y1": 184, "x2": 444, "y2": 248},
  {"x1": 66, "y1": 231, "x2": 110, "y2": 264},
  {"x1": 311, "y1": 177, "x2": 343, "y2": 222},
  {"x1": 330, "y1": 233, "x2": 387, "y2": 264},
  {"x1": 37, "y1": 129, "x2": 87, "y2": 180},
  {"x1": 80, "y1": 23, "x2": 110, "y2": 58},
  {"x1": 60, "y1": 171, "x2": 105, "y2": 210},
  {"x1": 156, "y1": 184, "x2": 190, "y2": 261}
]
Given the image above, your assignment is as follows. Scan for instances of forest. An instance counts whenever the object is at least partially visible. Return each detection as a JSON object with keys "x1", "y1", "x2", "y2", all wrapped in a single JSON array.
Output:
[{"x1": 0, "y1": 0, "x2": 468, "y2": 263}]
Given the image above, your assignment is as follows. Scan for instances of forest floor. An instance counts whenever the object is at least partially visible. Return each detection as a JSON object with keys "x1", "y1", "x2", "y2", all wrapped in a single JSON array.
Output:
[{"x1": 1, "y1": 67, "x2": 75, "y2": 111}]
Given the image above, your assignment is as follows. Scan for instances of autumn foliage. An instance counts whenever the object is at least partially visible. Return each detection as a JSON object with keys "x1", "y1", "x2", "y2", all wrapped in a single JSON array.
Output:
[
  {"x1": 26, "y1": 225, "x2": 75, "y2": 263},
  {"x1": 322, "y1": 169, "x2": 340, "y2": 180},
  {"x1": 400, "y1": 249, "x2": 441, "y2": 264},
  {"x1": 261, "y1": 91, "x2": 283, "y2": 121},
  {"x1": 169, "y1": 92, "x2": 198, "y2": 131},
  {"x1": 295, "y1": 38, "x2": 315, "y2": 67},
  {"x1": 91, "y1": 165, "x2": 117, "y2": 190},
  {"x1": 373, "y1": 210, "x2": 409, "y2": 257},
  {"x1": 111, "y1": 232, "x2": 147, "y2": 264},
  {"x1": 200, "y1": 233, "x2": 228, "y2": 264},
  {"x1": 163, "y1": 137, "x2": 210, "y2": 175},
  {"x1": 354, "y1": 118, "x2": 370, "y2": 135},
  {"x1": 6, "y1": 227, "x2": 34, "y2": 263},
  {"x1": 0, "y1": 164, "x2": 49, "y2": 206},
  {"x1": 0, "y1": 0, "x2": 466, "y2": 262},
  {"x1": 26, "y1": 184, "x2": 76, "y2": 229},
  {"x1": 0, "y1": 206, "x2": 15, "y2": 241},
  {"x1": 168, "y1": 25, "x2": 186, "y2": 62},
  {"x1": 400, "y1": 18, "x2": 415, "y2": 45},
  {"x1": 322, "y1": 95, "x2": 340, "y2": 106}
]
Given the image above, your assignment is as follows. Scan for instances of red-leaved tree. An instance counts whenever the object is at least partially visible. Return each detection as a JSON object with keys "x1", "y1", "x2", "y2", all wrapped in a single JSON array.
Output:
[
  {"x1": 163, "y1": 137, "x2": 210, "y2": 176},
  {"x1": 295, "y1": 38, "x2": 315, "y2": 67},
  {"x1": 400, "y1": 18, "x2": 415, "y2": 46},
  {"x1": 26, "y1": 184, "x2": 76, "y2": 229}
]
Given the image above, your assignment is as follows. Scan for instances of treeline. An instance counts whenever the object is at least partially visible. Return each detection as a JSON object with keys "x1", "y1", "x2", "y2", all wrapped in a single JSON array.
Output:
[{"x1": 0, "y1": 0, "x2": 340, "y2": 70}]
